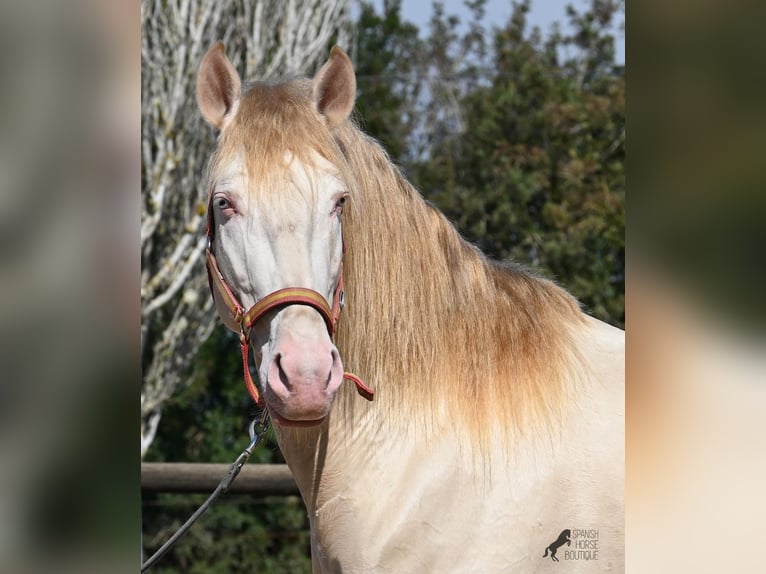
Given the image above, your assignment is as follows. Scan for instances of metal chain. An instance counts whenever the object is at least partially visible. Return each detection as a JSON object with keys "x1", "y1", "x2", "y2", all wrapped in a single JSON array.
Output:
[{"x1": 141, "y1": 411, "x2": 271, "y2": 573}]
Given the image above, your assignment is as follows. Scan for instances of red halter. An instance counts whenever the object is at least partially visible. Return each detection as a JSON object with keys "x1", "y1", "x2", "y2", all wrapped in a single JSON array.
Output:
[{"x1": 204, "y1": 204, "x2": 373, "y2": 407}]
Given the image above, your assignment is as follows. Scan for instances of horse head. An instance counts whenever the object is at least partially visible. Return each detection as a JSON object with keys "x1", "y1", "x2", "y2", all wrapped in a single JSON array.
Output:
[{"x1": 196, "y1": 43, "x2": 359, "y2": 428}]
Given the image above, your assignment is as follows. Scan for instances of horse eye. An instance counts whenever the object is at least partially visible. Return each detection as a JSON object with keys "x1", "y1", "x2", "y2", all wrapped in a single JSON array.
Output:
[
  {"x1": 216, "y1": 197, "x2": 231, "y2": 210},
  {"x1": 335, "y1": 196, "x2": 347, "y2": 213}
]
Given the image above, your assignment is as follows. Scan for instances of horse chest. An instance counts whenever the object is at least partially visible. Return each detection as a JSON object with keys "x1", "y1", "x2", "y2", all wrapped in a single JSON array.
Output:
[{"x1": 308, "y1": 431, "x2": 609, "y2": 573}]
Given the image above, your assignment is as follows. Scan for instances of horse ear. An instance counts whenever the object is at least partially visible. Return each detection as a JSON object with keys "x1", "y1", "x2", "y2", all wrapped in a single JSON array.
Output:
[
  {"x1": 197, "y1": 42, "x2": 241, "y2": 130},
  {"x1": 312, "y1": 46, "x2": 356, "y2": 128}
]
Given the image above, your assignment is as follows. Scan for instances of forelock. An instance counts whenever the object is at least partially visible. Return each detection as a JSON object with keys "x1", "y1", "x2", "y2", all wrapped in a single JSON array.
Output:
[{"x1": 207, "y1": 79, "x2": 351, "y2": 197}]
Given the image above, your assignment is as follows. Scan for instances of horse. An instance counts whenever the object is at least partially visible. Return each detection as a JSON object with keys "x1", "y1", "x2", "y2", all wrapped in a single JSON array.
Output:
[
  {"x1": 196, "y1": 43, "x2": 624, "y2": 573},
  {"x1": 543, "y1": 529, "x2": 572, "y2": 561}
]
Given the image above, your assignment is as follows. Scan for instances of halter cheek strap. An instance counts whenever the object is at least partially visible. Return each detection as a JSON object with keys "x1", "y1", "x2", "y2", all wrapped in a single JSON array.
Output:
[{"x1": 204, "y1": 247, "x2": 374, "y2": 407}]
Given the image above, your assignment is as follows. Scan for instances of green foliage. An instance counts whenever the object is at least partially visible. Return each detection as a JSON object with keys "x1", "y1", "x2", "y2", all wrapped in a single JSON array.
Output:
[
  {"x1": 354, "y1": 1, "x2": 423, "y2": 163},
  {"x1": 410, "y1": 0, "x2": 625, "y2": 326}
]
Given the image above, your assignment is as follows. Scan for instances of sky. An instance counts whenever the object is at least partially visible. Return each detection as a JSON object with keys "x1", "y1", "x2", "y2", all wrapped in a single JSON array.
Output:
[{"x1": 370, "y1": 0, "x2": 625, "y2": 65}]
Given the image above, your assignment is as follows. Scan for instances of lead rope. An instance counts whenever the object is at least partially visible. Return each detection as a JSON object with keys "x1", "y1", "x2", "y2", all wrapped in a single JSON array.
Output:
[{"x1": 141, "y1": 411, "x2": 271, "y2": 573}]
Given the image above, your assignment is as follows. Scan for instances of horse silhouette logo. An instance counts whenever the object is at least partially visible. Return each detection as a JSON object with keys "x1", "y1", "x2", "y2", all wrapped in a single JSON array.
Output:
[{"x1": 543, "y1": 529, "x2": 571, "y2": 561}]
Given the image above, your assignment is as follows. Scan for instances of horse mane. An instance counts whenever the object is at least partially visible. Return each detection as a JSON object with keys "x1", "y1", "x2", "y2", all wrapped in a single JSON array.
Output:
[
  {"x1": 331, "y1": 120, "x2": 588, "y2": 450},
  {"x1": 215, "y1": 78, "x2": 588, "y2": 451}
]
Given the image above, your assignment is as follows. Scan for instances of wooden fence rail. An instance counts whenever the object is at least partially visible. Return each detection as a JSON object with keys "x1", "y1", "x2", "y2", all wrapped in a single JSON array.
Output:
[{"x1": 141, "y1": 463, "x2": 299, "y2": 496}]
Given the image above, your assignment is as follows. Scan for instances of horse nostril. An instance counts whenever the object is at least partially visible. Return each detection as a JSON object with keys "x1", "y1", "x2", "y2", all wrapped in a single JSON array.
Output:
[{"x1": 275, "y1": 353, "x2": 291, "y2": 391}]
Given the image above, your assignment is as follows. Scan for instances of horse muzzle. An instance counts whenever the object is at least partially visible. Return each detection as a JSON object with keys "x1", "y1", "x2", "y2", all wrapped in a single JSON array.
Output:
[{"x1": 260, "y1": 310, "x2": 345, "y2": 427}]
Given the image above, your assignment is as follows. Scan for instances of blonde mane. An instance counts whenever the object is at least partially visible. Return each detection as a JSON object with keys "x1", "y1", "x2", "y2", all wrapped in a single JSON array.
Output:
[
  {"x1": 333, "y1": 123, "x2": 587, "y2": 448},
  {"x1": 214, "y1": 79, "x2": 588, "y2": 450}
]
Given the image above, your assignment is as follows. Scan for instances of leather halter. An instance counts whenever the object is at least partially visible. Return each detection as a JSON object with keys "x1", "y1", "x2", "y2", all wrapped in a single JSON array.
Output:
[{"x1": 204, "y1": 200, "x2": 374, "y2": 407}]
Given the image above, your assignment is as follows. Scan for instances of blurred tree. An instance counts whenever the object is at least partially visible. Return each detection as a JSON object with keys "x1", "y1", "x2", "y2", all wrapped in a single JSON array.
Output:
[
  {"x1": 353, "y1": 0, "x2": 423, "y2": 164},
  {"x1": 412, "y1": 0, "x2": 625, "y2": 326}
]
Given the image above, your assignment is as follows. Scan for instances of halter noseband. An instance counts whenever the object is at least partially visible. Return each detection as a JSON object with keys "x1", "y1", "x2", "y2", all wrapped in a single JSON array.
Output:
[{"x1": 204, "y1": 201, "x2": 373, "y2": 406}]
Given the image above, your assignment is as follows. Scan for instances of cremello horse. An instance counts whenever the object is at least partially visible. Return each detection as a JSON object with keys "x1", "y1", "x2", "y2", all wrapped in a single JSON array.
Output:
[{"x1": 197, "y1": 43, "x2": 624, "y2": 573}]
